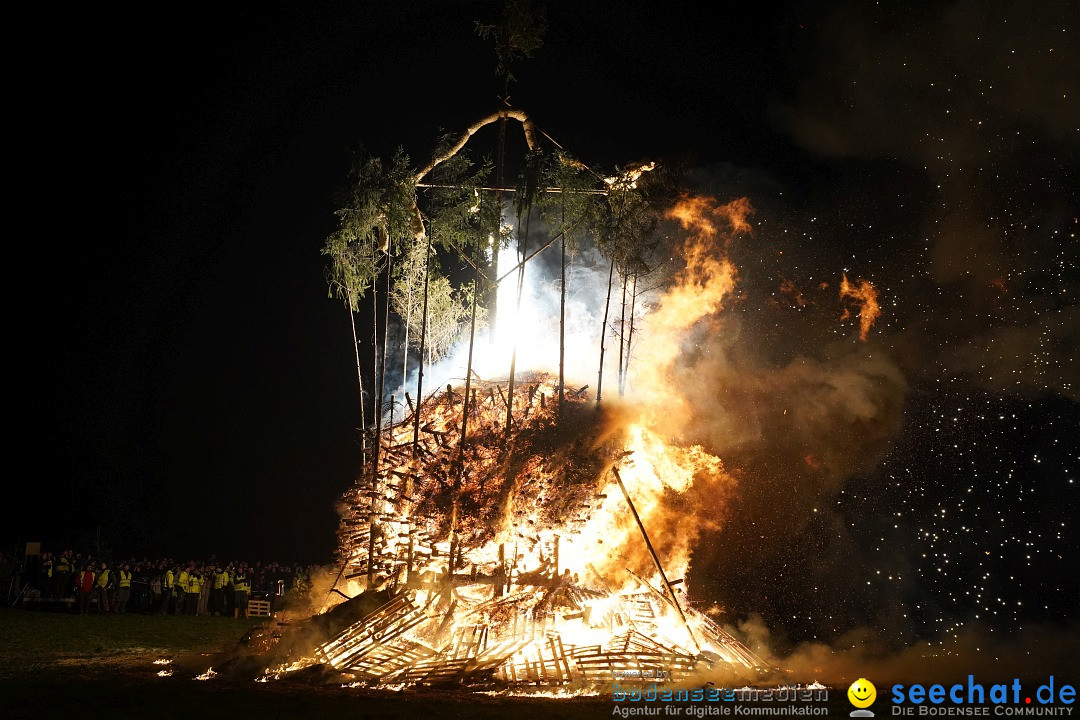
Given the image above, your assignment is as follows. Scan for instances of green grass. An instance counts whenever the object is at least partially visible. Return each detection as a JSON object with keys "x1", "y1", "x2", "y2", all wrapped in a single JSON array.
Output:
[
  {"x1": 0, "y1": 607, "x2": 618, "y2": 720},
  {"x1": 0, "y1": 607, "x2": 261, "y2": 680}
]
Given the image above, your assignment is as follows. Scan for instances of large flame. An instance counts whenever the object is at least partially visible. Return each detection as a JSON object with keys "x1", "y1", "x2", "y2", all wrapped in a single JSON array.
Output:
[{"x1": 631, "y1": 196, "x2": 753, "y2": 432}]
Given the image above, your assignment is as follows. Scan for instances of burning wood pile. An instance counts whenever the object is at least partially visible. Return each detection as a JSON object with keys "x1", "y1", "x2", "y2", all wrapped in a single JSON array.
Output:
[{"x1": 298, "y1": 372, "x2": 765, "y2": 690}]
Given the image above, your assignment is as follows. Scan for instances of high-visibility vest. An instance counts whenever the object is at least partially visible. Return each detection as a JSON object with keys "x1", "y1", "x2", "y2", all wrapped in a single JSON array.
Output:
[
  {"x1": 78, "y1": 571, "x2": 95, "y2": 592},
  {"x1": 44, "y1": 559, "x2": 53, "y2": 578},
  {"x1": 56, "y1": 557, "x2": 71, "y2": 573},
  {"x1": 233, "y1": 574, "x2": 249, "y2": 592},
  {"x1": 164, "y1": 570, "x2": 174, "y2": 588},
  {"x1": 118, "y1": 570, "x2": 131, "y2": 588},
  {"x1": 177, "y1": 570, "x2": 189, "y2": 592},
  {"x1": 96, "y1": 569, "x2": 110, "y2": 589},
  {"x1": 188, "y1": 574, "x2": 202, "y2": 593},
  {"x1": 213, "y1": 572, "x2": 228, "y2": 590}
]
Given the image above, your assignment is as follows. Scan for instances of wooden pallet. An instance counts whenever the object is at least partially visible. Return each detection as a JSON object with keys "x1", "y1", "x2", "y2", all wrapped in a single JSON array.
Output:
[
  {"x1": 394, "y1": 656, "x2": 482, "y2": 686},
  {"x1": 574, "y1": 650, "x2": 702, "y2": 684},
  {"x1": 498, "y1": 633, "x2": 574, "y2": 686},
  {"x1": 608, "y1": 629, "x2": 683, "y2": 654},
  {"x1": 316, "y1": 594, "x2": 430, "y2": 670},
  {"x1": 247, "y1": 599, "x2": 271, "y2": 617},
  {"x1": 347, "y1": 636, "x2": 437, "y2": 680}
]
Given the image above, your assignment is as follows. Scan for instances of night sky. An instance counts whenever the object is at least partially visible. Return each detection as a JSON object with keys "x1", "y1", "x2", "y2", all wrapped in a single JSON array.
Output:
[{"x1": 15, "y1": 1, "x2": 1077, "y2": 652}]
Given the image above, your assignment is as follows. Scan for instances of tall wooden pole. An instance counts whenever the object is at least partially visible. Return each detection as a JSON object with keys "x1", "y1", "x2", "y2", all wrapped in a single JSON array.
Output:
[
  {"x1": 611, "y1": 466, "x2": 700, "y2": 653},
  {"x1": 412, "y1": 232, "x2": 433, "y2": 454},
  {"x1": 369, "y1": 246, "x2": 393, "y2": 586},
  {"x1": 596, "y1": 259, "x2": 615, "y2": 405}
]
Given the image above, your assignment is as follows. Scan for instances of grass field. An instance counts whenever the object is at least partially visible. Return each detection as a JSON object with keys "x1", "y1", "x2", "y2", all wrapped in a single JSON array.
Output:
[
  {"x1": 0, "y1": 606, "x2": 262, "y2": 680},
  {"x1": 0, "y1": 607, "x2": 612, "y2": 720}
]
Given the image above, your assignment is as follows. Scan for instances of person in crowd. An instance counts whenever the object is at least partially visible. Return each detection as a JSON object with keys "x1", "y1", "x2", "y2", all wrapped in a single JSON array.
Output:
[
  {"x1": 225, "y1": 565, "x2": 236, "y2": 616},
  {"x1": 76, "y1": 563, "x2": 96, "y2": 615},
  {"x1": 115, "y1": 563, "x2": 132, "y2": 614},
  {"x1": 210, "y1": 565, "x2": 225, "y2": 616},
  {"x1": 52, "y1": 550, "x2": 73, "y2": 600},
  {"x1": 39, "y1": 552, "x2": 54, "y2": 598},
  {"x1": 175, "y1": 564, "x2": 190, "y2": 615},
  {"x1": 160, "y1": 563, "x2": 175, "y2": 614},
  {"x1": 233, "y1": 564, "x2": 249, "y2": 618},
  {"x1": 186, "y1": 564, "x2": 202, "y2": 616},
  {"x1": 148, "y1": 564, "x2": 161, "y2": 613},
  {"x1": 130, "y1": 562, "x2": 146, "y2": 612},
  {"x1": 94, "y1": 561, "x2": 112, "y2": 614}
]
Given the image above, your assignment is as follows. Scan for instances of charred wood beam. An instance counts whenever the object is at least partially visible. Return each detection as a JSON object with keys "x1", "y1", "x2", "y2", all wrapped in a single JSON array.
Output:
[{"x1": 611, "y1": 466, "x2": 701, "y2": 655}]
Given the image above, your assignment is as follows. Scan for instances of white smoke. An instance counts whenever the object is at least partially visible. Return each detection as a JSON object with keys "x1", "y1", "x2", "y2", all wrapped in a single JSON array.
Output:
[{"x1": 388, "y1": 227, "x2": 635, "y2": 414}]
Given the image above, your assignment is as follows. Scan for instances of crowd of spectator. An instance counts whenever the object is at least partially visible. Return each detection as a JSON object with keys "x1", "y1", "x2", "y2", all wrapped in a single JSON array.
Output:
[{"x1": 1, "y1": 548, "x2": 317, "y2": 617}]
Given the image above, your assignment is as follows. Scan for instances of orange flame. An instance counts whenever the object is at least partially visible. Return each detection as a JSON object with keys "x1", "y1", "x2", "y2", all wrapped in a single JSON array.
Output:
[
  {"x1": 633, "y1": 196, "x2": 754, "y2": 423},
  {"x1": 839, "y1": 274, "x2": 881, "y2": 341},
  {"x1": 665, "y1": 196, "x2": 755, "y2": 245}
]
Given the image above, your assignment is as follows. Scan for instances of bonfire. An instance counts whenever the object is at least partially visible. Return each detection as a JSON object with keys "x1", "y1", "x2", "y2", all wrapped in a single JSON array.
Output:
[{"x1": 231, "y1": 365, "x2": 764, "y2": 690}]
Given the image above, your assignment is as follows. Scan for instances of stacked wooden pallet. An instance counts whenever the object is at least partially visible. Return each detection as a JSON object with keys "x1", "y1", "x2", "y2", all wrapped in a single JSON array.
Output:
[{"x1": 316, "y1": 594, "x2": 430, "y2": 672}]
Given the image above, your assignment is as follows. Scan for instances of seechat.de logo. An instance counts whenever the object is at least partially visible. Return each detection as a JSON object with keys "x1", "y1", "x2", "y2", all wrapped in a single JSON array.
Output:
[
  {"x1": 891, "y1": 676, "x2": 1076, "y2": 715},
  {"x1": 850, "y1": 678, "x2": 878, "y2": 717}
]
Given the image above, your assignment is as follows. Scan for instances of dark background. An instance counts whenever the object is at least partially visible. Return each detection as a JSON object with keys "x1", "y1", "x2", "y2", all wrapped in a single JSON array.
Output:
[{"x1": 11, "y1": 1, "x2": 1077, "y2": 648}]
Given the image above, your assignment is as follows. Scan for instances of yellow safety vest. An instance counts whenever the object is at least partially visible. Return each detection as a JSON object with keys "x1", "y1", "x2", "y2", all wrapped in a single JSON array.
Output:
[
  {"x1": 95, "y1": 569, "x2": 110, "y2": 589},
  {"x1": 188, "y1": 574, "x2": 202, "y2": 593},
  {"x1": 119, "y1": 570, "x2": 131, "y2": 588},
  {"x1": 164, "y1": 570, "x2": 174, "y2": 588},
  {"x1": 234, "y1": 575, "x2": 249, "y2": 592},
  {"x1": 177, "y1": 570, "x2": 189, "y2": 592}
]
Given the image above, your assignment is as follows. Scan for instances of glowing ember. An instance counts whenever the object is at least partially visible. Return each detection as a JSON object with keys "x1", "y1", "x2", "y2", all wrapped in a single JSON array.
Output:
[
  {"x1": 839, "y1": 273, "x2": 881, "y2": 341},
  {"x1": 156, "y1": 669, "x2": 173, "y2": 678},
  {"x1": 152, "y1": 659, "x2": 172, "y2": 665},
  {"x1": 194, "y1": 668, "x2": 217, "y2": 681}
]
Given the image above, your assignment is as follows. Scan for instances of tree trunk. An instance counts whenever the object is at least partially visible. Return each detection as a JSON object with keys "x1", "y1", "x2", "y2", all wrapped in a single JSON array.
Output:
[
  {"x1": 412, "y1": 233, "x2": 433, "y2": 454},
  {"x1": 624, "y1": 273, "x2": 638, "y2": 394},
  {"x1": 402, "y1": 270, "x2": 412, "y2": 398},
  {"x1": 369, "y1": 279, "x2": 379, "y2": 469},
  {"x1": 596, "y1": 258, "x2": 615, "y2": 406},
  {"x1": 368, "y1": 272, "x2": 379, "y2": 585},
  {"x1": 504, "y1": 207, "x2": 530, "y2": 434},
  {"x1": 453, "y1": 275, "x2": 480, "y2": 534},
  {"x1": 558, "y1": 226, "x2": 566, "y2": 416},
  {"x1": 348, "y1": 306, "x2": 366, "y2": 440},
  {"x1": 617, "y1": 270, "x2": 628, "y2": 396},
  {"x1": 489, "y1": 108, "x2": 508, "y2": 343},
  {"x1": 369, "y1": 248, "x2": 393, "y2": 586}
]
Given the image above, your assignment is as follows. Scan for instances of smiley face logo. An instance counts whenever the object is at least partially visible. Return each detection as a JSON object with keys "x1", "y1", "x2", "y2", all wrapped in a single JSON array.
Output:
[{"x1": 848, "y1": 678, "x2": 877, "y2": 709}]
